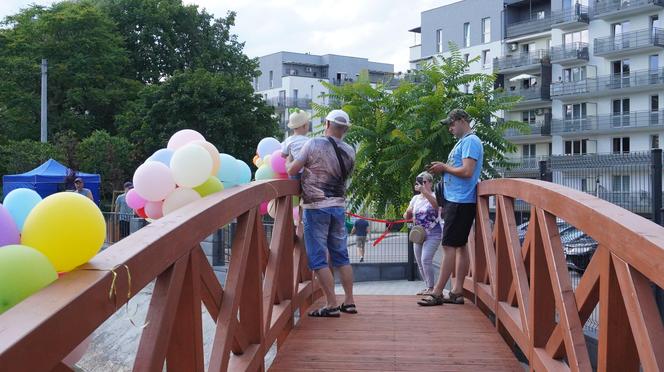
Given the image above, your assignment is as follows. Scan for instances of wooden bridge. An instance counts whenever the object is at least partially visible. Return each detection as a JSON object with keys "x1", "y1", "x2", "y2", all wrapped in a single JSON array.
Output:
[{"x1": 0, "y1": 178, "x2": 663, "y2": 371}]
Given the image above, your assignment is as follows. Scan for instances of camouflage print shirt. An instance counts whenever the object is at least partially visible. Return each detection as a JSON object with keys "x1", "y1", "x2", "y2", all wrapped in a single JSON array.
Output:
[{"x1": 295, "y1": 136, "x2": 355, "y2": 209}]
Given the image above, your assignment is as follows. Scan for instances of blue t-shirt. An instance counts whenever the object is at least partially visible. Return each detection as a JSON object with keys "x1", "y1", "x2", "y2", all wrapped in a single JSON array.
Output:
[
  {"x1": 353, "y1": 219, "x2": 369, "y2": 237},
  {"x1": 443, "y1": 133, "x2": 483, "y2": 203}
]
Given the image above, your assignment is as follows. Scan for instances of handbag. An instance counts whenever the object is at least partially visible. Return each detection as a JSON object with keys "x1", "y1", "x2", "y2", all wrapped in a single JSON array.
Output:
[{"x1": 408, "y1": 225, "x2": 426, "y2": 245}]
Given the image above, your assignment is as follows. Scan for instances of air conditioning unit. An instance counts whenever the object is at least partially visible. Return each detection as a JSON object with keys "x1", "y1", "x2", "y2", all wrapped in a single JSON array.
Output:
[{"x1": 508, "y1": 43, "x2": 519, "y2": 52}]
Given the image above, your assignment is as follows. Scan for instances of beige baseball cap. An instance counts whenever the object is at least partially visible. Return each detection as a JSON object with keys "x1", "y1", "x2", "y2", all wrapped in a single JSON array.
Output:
[{"x1": 287, "y1": 110, "x2": 310, "y2": 129}]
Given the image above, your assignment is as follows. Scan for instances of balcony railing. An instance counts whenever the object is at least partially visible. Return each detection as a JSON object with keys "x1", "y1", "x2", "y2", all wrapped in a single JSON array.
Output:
[
  {"x1": 498, "y1": 85, "x2": 550, "y2": 102},
  {"x1": 493, "y1": 49, "x2": 549, "y2": 71},
  {"x1": 591, "y1": 0, "x2": 664, "y2": 18},
  {"x1": 550, "y1": 42, "x2": 589, "y2": 63},
  {"x1": 550, "y1": 68, "x2": 664, "y2": 97},
  {"x1": 506, "y1": 15, "x2": 552, "y2": 38},
  {"x1": 266, "y1": 97, "x2": 312, "y2": 109},
  {"x1": 504, "y1": 120, "x2": 552, "y2": 137},
  {"x1": 594, "y1": 27, "x2": 664, "y2": 55},
  {"x1": 551, "y1": 5, "x2": 590, "y2": 25},
  {"x1": 551, "y1": 110, "x2": 664, "y2": 134}
]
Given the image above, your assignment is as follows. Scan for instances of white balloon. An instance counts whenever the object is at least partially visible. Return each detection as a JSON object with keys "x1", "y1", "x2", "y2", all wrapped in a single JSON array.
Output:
[
  {"x1": 162, "y1": 188, "x2": 201, "y2": 215},
  {"x1": 167, "y1": 129, "x2": 205, "y2": 150},
  {"x1": 170, "y1": 144, "x2": 213, "y2": 188},
  {"x1": 267, "y1": 199, "x2": 277, "y2": 218},
  {"x1": 133, "y1": 162, "x2": 176, "y2": 202}
]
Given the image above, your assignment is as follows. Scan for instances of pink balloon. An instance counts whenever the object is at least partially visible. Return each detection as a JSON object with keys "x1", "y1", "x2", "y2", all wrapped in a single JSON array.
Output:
[
  {"x1": 144, "y1": 201, "x2": 164, "y2": 219},
  {"x1": 0, "y1": 203, "x2": 20, "y2": 247},
  {"x1": 270, "y1": 149, "x2": 287, "y2": 174},
  {"x1": 133, "y1": 162, "x2": 176, "y2": 202},
  {"x1": 292, "y1": 207, "x2": 300, "y2": 222},
  {"x1": 125, "y1": 189, "x2": 146, "y2": 210},
  {"x1": 259, "y1": 201, "x2": 268, "y2": 216},
  {"x1": 167, "y1": 129, "x2": 205, "y2": 150}
]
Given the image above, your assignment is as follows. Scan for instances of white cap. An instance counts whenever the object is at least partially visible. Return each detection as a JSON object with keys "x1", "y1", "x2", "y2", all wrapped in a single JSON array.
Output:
[
  {"x1": 325, "y1": 109, "x2": 351, "y2": 126},
  {"x1": 287, "y1": 110, "x2": 310, "y2": 129}
]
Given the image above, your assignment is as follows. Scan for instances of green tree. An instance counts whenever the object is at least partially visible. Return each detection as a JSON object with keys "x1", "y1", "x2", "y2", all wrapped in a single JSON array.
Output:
[
  {"x1": 0, "y1": 1, "x2": 139, "y2": 141},
  {"x1": 117, "y1": 68, "x2": 278, "y2": 163},
  {"x1": 98, "y1": 0, "x2": 258, "y2": 84},
  {"x1": 314, "y1": 48, "x2": 525, "y2": 217},
  {"x1": 0, "y1": 139, "x2": 64, "y2": 176},
  {"x1": 78, "y1": 130, "x2": 135, "y2": 201}
]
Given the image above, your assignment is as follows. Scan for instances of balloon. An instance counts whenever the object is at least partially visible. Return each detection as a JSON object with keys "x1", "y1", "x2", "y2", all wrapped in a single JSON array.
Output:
[
  {"x1": 255, "y1": 164, "x2": 276, "y2": 180},
  {"x1": 21, "y1": 193, "x2": 105, "y2": 272},
  {"x1": 217, "y1": 153, "x2": 238, "y2": 184},
  {"x1": 267, "y1": 200, "x2": 278, "y2": 218},
  {"x1": 255, "y1": 158, "x2": 263, "y2": 167},
  {"x1": 0, "y1": 245, "x2": 57, "y2": 314},
  {"x1": 167, "y1": 129, "x2": 205, "y2": 150},
  {"x1": 144, "y1": 201, "x2": 163, "y2": 219},
  {"x1": 0, "y1": 204, "x2": 20, "y2": 247},
  {"x1": 252, "y1": 155, "x2": 261, "y2": 167},
  {"x1": 191, "y1": 140, "x2": 221, "y2": 176},
  {"x1": 146, "y1": 148, "x2": 174, "y2": 166},
  {"x1": 170, "y1": 144, "x2": 212, "y2": 188},
  {"x1": 193, "y1": 176, "x2": 224, "y2": 197},
  {"x1": 271, "y1": 149, "x2": 287, "y2": 174},
  {"x1": 136, "y1": 207, "x2": 147, "y2": 219},
  {"x1": 257, "y1": 137, "x2": 281, "y2": 159},
  {"x1": 3, "y1": 188, "x2": 42, "y2": 231},
  {"x1": 125, "y1": 189, "x2": 146, "y2": 210},
  {"x1": 263, "y1": 154, "x2": 272, "y2": 166},
  {"x1": 133, "y1": 162, "x2": 176, "y2": 202},
  {"x1": 162, "y1": 188, "x2": 201, "y2": 215},
  {"x1": 235, "y1": 160, "x2": 252, "y2": 185},
  {"x1": 259, "y1": 201, "x2": 268, "y2": 216},
  {"x1": 293, "y1": 207, "x2": 300, "y2": 223}
]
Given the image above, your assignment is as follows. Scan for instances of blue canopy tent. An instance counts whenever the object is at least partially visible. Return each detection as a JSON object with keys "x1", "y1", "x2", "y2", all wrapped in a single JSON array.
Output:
[{"x1": 2, "y1": 159, "x2": 101, "y2": 204}]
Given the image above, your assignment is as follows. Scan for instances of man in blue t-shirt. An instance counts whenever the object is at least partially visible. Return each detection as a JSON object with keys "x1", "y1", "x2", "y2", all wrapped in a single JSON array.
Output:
[
  {"x1": 418, "y1": 108, "x2": 483, "y2": 307},
  {"x1": 350, "y1": 218, "x2": 370, "y2": 262}
]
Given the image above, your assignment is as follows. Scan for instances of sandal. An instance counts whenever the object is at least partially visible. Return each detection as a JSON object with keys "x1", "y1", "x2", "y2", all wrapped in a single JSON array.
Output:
[
  {"x1": 416, "y1": 288, "x2": 430, "y2": 296},
  {"x1": 308, "y1": 306, "x2": 340, "y2": 317},
  {"x1": 340, "y1": 303, "x2": 358, "y2": 314},
  {"x1": 443, "y1": 291, "x2": 464, "y2": 304},
  {"x1": 417, "y1": 293, "x2": 444, "y2": 306}
]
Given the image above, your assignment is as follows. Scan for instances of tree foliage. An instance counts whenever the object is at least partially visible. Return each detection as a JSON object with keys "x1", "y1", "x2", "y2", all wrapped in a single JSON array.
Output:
[
  {"x1": 78, "y1": 130, "x2": 135, "y2": 199},
  {"x1": 314, "y1": 47, "x2": 526, "y2": 217},
  {"x1": 0, "y1": 140, "x2": 64, "y2": 177}
]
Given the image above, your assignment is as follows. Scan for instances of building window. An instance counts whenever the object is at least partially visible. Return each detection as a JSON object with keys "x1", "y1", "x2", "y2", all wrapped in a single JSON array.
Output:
[
  {"x1": 536, "y1": 10, "x2": 546, "y2": 20},
  {"x1": 563, "y1": 66, "x2": 586, "y2": 82},
  {"x1": 564, "y1": 139, "x2": 587, "y2": 155},
  {"x1": 293, "y1": 89, "x2": 298, "y2": 100},
  {"x1": 563, "y1": 30, "x2": 588, "y2": 45},
  {"x1": 436, "y1": 29, "x2": 444, "y2": 53},
  {"x1": 612, "y1": 98, "x2": 630, "y2": 127},
  {"x1": 612, "y1": 175, "x2": 630, "y2": 194},
  {"x1": 522, "y1": 144, "x2": 536, "y2": 158},
  {"x1": 463, "y1": 84, "x2": 470, "y2": 93},
  {"x1": 463, "y1": 22, "x2": 470, "y2": 47},
  {"x1": 612, "y1": 137, "x2": 630, "y2": 154},
  {"x1": 651, "y1": 135, "x2": 660, "y2": 149},
  {"x1": 481, "y1": 50, "x2": 490, "y2": 68},
  {"x1": 464, "y1": 53, "x2": 470, "y2": 63},
  {"x1": 269, "y1": 70, "x2": 274, "y2": 88},
  {"x1": 522, "y1": 110, "x2": 536, "y2": 124},
  {"x1": 482, "y1": 17, "x2": 491, "y2": 43}
]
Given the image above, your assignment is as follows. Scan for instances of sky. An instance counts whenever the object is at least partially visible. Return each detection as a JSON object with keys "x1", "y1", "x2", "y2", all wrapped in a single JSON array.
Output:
[{"x1": 0, "y1": 0, "x2": 459, "y2": 73}]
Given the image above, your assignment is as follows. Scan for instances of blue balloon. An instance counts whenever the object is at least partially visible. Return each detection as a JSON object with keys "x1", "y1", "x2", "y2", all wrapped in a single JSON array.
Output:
[
  {"x1": 3, "y1": 188, "x2": 42, "y2": 231},
  {"x1": 146, "y1": 148, "x2": 174, "y2": 166},
  {"x1": 235, "y1": 160, "x2": 252, "y2": 185},
  {"x1": 256, "y1": 137, "x2": 281, "y2": 159},
  {"x1": 216, "y1": 153, "x2": 238, "y2": 184}
]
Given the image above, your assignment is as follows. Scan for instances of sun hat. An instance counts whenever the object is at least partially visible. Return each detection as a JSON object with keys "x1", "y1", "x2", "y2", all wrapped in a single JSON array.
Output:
[{"x1": 287, "y1": 110, "x2": 310, "y2": 129}]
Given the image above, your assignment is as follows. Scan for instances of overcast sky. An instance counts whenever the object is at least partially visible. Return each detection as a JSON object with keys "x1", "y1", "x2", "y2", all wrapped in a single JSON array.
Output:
[{"x1": 1, "y1": 0, "x2": 459, "y2": 72}]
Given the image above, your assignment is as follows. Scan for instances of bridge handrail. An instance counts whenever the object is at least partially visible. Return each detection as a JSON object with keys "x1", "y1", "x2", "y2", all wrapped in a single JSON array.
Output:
[
  {"x1": 468, "y1": 178, "x2": 664, "y2": 371},
  {"x1": 0, "y1": 179, "x2": 320, "y2": 371}
]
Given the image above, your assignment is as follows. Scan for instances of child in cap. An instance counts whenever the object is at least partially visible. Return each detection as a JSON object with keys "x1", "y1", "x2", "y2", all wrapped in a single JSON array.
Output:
[{"x1": 281, "y1": 110, "x2": 310, "y2": 179}]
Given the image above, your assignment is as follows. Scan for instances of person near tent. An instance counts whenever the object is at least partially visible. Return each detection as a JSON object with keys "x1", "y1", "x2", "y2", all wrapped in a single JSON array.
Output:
[{"x1": 73, "y1": 177, "x2": 93, "y2": 201}]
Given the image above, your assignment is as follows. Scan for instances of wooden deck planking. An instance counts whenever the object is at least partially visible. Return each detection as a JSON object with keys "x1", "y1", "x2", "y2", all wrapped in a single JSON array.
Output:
[{"x1": 269, "y1": 295, "x2": 523, "y2": 371}]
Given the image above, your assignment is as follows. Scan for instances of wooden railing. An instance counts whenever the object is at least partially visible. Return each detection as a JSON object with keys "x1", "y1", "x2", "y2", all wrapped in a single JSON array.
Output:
[
  {"x1": 0, "y1": 179, "x2": 322, "y2": 371},
  {"x1": 466, "y1": 178, "x2": 664, "y2": 371}
]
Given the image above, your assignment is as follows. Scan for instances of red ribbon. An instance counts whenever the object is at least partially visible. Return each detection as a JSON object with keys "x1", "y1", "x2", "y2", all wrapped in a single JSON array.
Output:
[{"x1": 345, "y1": 212, "x2": 412, "y2": 247}]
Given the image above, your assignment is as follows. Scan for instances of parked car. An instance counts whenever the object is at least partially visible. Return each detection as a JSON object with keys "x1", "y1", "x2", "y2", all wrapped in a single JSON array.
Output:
[{"x1": 516, "y1": 220, "x2": 597, "y2": 273}]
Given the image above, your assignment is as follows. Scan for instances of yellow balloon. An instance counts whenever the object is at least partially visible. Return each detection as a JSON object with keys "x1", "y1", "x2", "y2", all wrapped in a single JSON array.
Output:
[{"x1": 21, "y1": 192, "x2": 106, "y2": 272}]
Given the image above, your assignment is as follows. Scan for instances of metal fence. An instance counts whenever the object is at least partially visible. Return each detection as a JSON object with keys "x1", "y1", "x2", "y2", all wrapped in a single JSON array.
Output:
[
  {"x1": 594, "y1": 27, "x2": 664, "y2": 55},
  {"x1": 550, "y1": 67, "x2": 664, "y2": 98},
  {"x1": 102, "y1": 212, "x2": 136, "y2": 245},
  {"x1": 591, "y1": 0, "x2": 664, "y2": 18}
]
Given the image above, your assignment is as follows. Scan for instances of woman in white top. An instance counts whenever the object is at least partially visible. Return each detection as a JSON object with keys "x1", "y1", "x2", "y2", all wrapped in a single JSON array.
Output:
[{"x1": 403, "y1": 171, "x2": 442, "y2": 295}]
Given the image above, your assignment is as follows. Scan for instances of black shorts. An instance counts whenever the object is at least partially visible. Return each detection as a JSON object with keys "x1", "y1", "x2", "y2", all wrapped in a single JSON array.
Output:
[{"x1": 442, "y1": 201, "x2": 477, "y2": 247}]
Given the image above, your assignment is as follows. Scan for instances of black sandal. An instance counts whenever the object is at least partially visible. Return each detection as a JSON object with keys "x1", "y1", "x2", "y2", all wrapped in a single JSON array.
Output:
[
  {"x1": 417, "y1": 293, "x2": 444, "y2": 306},
  {"x1": 308, "y1": 306, "x2": 341, "y2": 317},
  {"x1": 340, "y1": 303, "x2": 358, "y2": 314},
  {"x1": 443, "y1": 291, "x2": 464, "y2": 304}
]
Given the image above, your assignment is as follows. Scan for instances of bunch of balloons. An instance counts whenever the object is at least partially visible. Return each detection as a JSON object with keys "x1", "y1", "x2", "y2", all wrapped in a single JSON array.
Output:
[
  {"x1": 128, "y1": 129, "x2": 252, "y2": 220},
  {"x1": 0, "y1": 188, "x2": 106, "y2": 314},
  {"x1": 253, "y1": 137, "x2": 300, "y2": 221}
]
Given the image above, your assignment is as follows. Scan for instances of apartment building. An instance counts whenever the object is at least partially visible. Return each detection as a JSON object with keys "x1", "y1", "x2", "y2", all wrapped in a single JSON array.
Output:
[
  {"x1": 255, "y1": 52, "x2": 394, "y2": 135},
  {"x1": 411, "y1": 0, "x2": 664, "y2": 216}
]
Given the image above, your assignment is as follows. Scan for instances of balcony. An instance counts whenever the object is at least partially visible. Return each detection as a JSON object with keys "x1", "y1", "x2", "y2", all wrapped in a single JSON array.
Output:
[
  {"x1": 591, "y1": 0, "x2": 664, "y2": 20},
  {"x1": 493, "y1": 50, "x2": 549, "y2": 73},
  {"x1": 266, "y1": 97, "x2": 312, "y2": 110},
  {"x1": 551, "y1": 5, "x2": 590, "y2": 30},
  {"x1": 499, "y1": 155, "x2": 549, "y2": 177},
  {"x1": 409, "y1": 44, "x2": 421, "y2": 63},
  {"x1": 504, "y1": 119, "x2": 552, "y2": 139},
  {"x1": 497, "y1": 85, "x2": 551, "y2": 106},
  {"x1": 594, "y1": 28, "x2": 664, "y2": 58},
  {"x1": 551, "y1": 110, "x2": 664, "y2": 135},
  {"x1": 506, "y1": 16, "x2": 552, "y2": 39},
  {"x1": 549, "y1": 42, "x2": 589, "y2": 66},
  {"x1": 550, "y1": 68, "x2": 664, "y2": 99}
]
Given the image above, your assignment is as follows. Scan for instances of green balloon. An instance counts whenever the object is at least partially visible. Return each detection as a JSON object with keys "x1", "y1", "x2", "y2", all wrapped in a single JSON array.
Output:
[
  {"x1": 0, "y1": 245, "x2": 57, "y2": 314},
  {"x1": 194, "y1": 176, "x2": 224, "y2": 197},
  {"x1": 255, "y1": 164, "x2": 276, "y2": 181}
]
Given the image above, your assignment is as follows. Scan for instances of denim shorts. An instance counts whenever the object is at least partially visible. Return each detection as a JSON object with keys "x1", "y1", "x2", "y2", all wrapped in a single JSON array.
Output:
[{"x1": 303, "y1": 207, "x2": 350, "y2": 270}]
